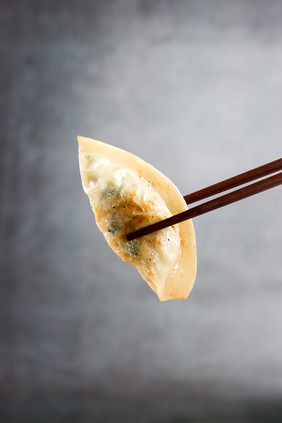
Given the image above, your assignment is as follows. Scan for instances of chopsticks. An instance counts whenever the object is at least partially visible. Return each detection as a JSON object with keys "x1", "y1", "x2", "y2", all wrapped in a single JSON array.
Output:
[{"x1": 126, "y1": 158, "x2": 282, "y2": 241}]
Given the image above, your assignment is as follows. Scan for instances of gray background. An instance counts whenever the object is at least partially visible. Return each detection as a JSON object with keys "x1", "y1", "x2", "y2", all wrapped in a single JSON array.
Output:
[{"x1": 1, "y1": 0, "x2": 282, "y2": 422}]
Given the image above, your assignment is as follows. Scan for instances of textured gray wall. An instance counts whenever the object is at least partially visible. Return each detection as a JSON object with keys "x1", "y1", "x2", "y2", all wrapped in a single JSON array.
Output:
[{"x1": 1, "y1": 1, "x2": 282, "y2": 422}]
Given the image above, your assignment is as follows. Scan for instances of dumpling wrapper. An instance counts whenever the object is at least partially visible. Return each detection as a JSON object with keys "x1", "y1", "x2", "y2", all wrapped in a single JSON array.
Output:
[{"x1": 78, "y1": 136, "x2": 197, "y2": 301}]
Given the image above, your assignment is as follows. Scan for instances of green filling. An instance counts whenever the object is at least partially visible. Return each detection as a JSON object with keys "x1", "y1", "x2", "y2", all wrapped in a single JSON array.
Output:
[
  {"x1": 127, "y1": 240, "x2": 139, "y2": 256},
  {"x1": 86, "y1": 154, "x2": 95, "y2": 164},
  {"x1": 103, "y1": 183, "x2": 122, "y2": 199},
  {"x1": 107, "y1": 222, "x2": 122, "y2": 234}
]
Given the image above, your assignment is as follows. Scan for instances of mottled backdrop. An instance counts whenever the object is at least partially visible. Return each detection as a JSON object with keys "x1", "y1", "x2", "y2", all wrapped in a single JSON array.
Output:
[{"x1": 1, "y1": 0, "x2": 282, "y2": 422}]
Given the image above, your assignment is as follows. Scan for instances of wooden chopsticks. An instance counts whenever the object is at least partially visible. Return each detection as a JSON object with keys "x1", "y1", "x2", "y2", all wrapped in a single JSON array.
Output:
[
  {"x1": 183, "y1": 158, "x2": 282, "y2": 205},
  {"x1": 126, "y1": 158, "x2": 282, "y2": 241}
]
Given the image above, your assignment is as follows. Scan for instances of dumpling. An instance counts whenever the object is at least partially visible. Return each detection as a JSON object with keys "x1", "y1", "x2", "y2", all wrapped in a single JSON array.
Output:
[{"x1": 78, "y1": 136, "x2": 197, "y2": 301}]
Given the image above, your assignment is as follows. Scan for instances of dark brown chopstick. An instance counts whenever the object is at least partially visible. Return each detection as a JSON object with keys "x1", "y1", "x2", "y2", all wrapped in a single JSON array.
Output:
[
  {"x1": 184, "y1": 158, "x2": 282, "y2": 204},
  {"x1": 126, "y1": 160, "x2": 282, "y2": 241}
]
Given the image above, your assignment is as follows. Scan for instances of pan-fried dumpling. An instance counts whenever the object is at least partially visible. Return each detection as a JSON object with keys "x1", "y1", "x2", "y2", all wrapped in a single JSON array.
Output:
[{"x1": 78, "y1": 136, "x2": 197, "y2": 301}]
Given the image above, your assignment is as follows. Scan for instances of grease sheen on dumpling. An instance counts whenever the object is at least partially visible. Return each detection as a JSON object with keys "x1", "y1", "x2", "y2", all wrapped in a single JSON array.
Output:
[{"x1": 78, "y1": 136, "x2": 197, "y2": 301}]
